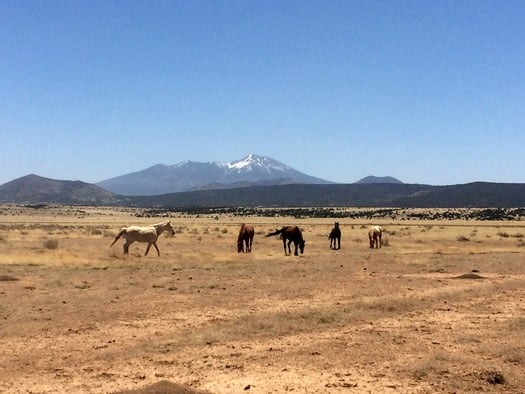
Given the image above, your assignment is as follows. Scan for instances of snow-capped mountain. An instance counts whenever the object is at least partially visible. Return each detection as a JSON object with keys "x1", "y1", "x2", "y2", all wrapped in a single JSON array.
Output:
[{"x1": 96, "y1": 154, "x2": 332, "y2": 196}]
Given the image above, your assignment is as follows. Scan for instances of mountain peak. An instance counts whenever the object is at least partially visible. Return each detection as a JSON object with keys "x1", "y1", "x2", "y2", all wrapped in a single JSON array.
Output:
[
  {"x1": 96, "y1": 154, "x2": 331, "y2": 195},
  {"x1": 226, "y1": 154, "x2": 291, "y2": 173}
]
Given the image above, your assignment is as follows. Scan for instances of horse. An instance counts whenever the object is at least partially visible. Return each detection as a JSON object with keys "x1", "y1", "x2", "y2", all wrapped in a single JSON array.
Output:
[
  {"x1": 267, "y1": 226, "x2": 305, "y2": 256},
  {"x1": 237, "y1": 223, "x2": 254, "y2": 253},
  {"x1": 328, "y1": 222, "x2": 341, "y2": 250},
  {"x1": 110, "y1": 221, "x2": 175, "y2": 256},
  {"x1": 368, "y1": 225, "x2": 382, "y2": 249}
]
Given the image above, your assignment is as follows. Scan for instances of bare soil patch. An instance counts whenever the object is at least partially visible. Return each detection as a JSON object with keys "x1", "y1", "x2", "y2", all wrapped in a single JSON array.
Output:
[{"x1": 1, "y1": 205, "x2": 524, "y2": 393}]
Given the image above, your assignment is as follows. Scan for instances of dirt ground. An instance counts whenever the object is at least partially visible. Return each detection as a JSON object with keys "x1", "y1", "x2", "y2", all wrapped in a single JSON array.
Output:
[{"x1": 1, "y1": 205, "x2": 524, "y2": 393}]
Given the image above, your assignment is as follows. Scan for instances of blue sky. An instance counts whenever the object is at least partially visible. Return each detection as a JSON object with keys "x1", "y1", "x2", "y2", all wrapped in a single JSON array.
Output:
[{"x1": 1, "y1": 1, "x2": 524, "y2": 186}]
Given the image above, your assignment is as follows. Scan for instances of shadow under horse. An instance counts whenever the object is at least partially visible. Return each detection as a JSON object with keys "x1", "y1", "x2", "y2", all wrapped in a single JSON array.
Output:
[
  {"x1": 237, "y1": 224, "x2": 254, "y2": 253},
  {"x1": 267, "y1": 226, "x2": 305, "y2": 256},
  {"x1": 329, "y1": 222, "x2": 341, "y2": 249}
]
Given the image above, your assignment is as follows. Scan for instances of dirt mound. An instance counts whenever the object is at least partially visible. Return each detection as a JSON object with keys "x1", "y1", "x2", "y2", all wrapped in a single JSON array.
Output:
[
  {"x1": 452, "y1": 273, "x2": 485, "y2": 280},
  {"x1": 0, "y1": 275, "x2": 19, "y2": 281},
  {"x1": 115, "y1": 380, "x2": 212, "y2": 394}
]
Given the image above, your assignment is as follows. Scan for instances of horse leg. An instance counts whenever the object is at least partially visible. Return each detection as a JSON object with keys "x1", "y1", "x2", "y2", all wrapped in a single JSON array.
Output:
[
  {"x1": 282, "y1": 238, "x2": 288, "y2": 255},
  {"x1": 337, "y1": 236, "x2": 341, "y2": 250},
  {"x1": 293, "y1": 241, "x2": 299, "y2": 256},
  {"x1": 153, "y1": 242, "x2": 160, "y2": 256},
  {"x1": 145, "y1": 243, "x2": 151, "y2": 256},
  {"x1": 124, "y1": 242, "x2": 129, "y2": 254}
]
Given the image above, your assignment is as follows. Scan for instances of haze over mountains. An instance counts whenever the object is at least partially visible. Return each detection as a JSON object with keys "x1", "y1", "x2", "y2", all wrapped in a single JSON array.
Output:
[{"x1": 96, "y1": 154, "x2": 334, "y2": 196}]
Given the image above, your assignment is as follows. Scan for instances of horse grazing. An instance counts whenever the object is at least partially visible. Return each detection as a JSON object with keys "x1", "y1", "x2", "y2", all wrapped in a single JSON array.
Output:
[
  {"x1": 368, "y1": 225, "x2": 382, "y2": 249},
  {"x1": 267, "y1": 226, "x2": 305, "y2": 256},
  {"x1": 328, "y1": 222, "x2": 341, "y2": 250},
  {"x1": 110, "y1": 221, "x2": 175, "y2": 256},
  {"x1": 237, "y1": 224, "x2": 254, "y2": 253}
]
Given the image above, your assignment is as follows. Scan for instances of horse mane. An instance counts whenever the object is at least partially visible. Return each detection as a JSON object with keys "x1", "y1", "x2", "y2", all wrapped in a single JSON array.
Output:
[{"x1": 153, "y1": 221, "x2": 171, "y2": 227}]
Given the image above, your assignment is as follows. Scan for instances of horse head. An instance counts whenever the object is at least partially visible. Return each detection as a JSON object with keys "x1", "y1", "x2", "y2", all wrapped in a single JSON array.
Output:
[
  {"x1": 299, "y1": 240, "x2": 305, "y2": 254},
  {"x1": 165, "y1": 221, "x2": 176, "y2": 236}
]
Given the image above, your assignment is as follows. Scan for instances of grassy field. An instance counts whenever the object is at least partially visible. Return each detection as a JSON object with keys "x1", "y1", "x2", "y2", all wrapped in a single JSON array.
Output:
[{"x1": 1, "y1": 205, "x2": 524, "y2": 393}]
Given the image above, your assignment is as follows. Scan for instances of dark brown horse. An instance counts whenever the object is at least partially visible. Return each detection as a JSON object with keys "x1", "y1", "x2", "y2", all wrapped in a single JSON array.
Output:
[
  {"x1": 237, "y1": 224, "x2": 254, "y2": 253},
  {"x1": 267, "y1": 226, "x2": 305, "y2": 256},
  {"x1": 328, "y1": 222, "x2": 341, "y2": 249}
]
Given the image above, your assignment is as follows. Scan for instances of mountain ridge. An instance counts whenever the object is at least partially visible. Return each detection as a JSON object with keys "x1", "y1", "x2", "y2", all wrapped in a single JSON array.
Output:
[
  {"x1": 2, "y1": 174, "x2": 525, "y2": 208},
  {"x1": 96, "y1": 154, "x2": 332, "y2": 195},
  {"x1": 355, "y1": 175, "x2": 403, "y2": 184},
  {"x1": 0, "y1": 174, "x2": 121, "y2": 205}
]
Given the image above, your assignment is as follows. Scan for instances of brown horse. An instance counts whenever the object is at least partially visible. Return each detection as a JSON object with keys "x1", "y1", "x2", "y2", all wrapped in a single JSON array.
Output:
[
  {"x1": 368, "y1": 225, "x2": 382, "y2": 249},
  {"x1": 328, "y1": 222, "x2": 341, "y2": 250},
  {"x1": 267, "y1": 226, "x2": 305, "y2": 256},
  {"x1": 237, "y1": 224, "x2": 254, "y2": 253}
]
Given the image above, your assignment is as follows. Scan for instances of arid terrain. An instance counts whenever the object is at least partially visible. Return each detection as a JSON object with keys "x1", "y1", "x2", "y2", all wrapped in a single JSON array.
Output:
[{"x1": 1, "y1": 205, "x2": 524, "y2": 393}]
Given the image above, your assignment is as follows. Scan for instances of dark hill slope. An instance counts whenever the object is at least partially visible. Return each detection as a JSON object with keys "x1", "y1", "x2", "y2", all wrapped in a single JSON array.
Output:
[
  {"x1": 389, "y1": 182, "x2": 525, "y2": 208},
  {"x1": 127, "y1": 182, "x2": 525, "y2": 208},
  {"x1": 0, "y1": 174, "x2": 121, "y2": 205}
]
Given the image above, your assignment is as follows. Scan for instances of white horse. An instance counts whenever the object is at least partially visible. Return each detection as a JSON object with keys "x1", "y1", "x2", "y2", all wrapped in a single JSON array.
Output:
[
  {"x1": 368, "y1": 225, "x2": 382, "y2": 249},
  {"x1": 110, "y1": 221, "x2": 175, "y2": 256}
]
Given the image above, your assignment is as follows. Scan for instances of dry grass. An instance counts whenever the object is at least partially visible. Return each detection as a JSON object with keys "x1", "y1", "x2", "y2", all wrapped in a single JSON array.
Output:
[{"x1": 0, "y1": 205, "x2": 525, "y2": 393}]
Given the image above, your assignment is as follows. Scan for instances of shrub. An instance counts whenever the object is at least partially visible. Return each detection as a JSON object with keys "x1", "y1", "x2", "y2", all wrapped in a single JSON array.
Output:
[
  {"x1": 457, "y1": 235, "x2": 470, "y2": 242},
  {"x1": 43, "y1": 239, "x2": 59, "y2": 249}
]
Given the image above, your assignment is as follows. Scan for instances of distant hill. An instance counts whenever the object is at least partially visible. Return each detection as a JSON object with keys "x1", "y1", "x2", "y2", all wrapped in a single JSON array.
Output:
[
  {"x1": 0, "y1": 174, "x2": 121, "y2": 205},
  {"x1": 355, "y1": 175, "x2": 403, "y2": 184},
  {"x1": 127, "y1": 182, "x2": 525, "y2": 209},
  {"x1": 96, "y1": 154, "x2": 332, "y2": 195},
  {"x1": 2, "y1": 175, "x2": 525, "y2": 209}
]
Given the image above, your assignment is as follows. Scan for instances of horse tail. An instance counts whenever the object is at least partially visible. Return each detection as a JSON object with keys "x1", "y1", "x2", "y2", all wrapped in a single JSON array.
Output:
[
  {"x1": 266, "y1": 228, "x2": 284, "y2": 237},
  {"x1": 110, "y1": 228, "x2": 126, "y2": 247}
]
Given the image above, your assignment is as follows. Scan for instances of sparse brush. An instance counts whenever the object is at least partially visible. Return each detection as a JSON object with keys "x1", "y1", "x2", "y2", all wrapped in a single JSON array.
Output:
[
  {"x1": 457, "y1": 235, "x2": 470, "y2": 242},
  {"x1": 43, "y1": 239, "x2": 59, "y2": 250},
  {"x1": 88, "y1": 227, "x2": 103, "y2": 236}
]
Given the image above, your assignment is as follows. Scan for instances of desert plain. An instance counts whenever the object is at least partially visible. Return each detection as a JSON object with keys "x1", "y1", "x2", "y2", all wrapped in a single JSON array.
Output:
[{"x1": 0, "y1": 205, "x2": 524, "y2": 393}]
